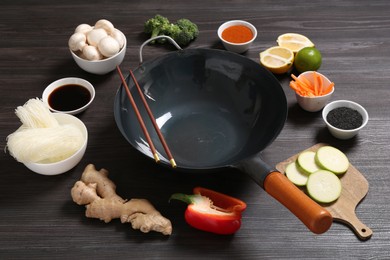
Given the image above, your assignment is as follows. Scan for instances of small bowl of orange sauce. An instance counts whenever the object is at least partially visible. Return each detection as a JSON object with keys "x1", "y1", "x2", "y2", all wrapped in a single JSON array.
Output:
[{"x1": 218, "y1": 20, "x2": 257, "y2": 53}]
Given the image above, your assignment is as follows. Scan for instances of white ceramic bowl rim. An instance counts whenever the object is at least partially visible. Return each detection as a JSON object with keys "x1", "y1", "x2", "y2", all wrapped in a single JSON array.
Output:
[
  {"x1": 71, "y1": 30, "x2": 127, "y2": 62},
  {"x1": 217, "y1": 20, "x2": 257, "y2": 46},
  {"x1": 42, "y1": 77, "x2": 95, "y2": 114},
  {"x1": 322, "y1": 100, "x2": 369, "y2": 132}
]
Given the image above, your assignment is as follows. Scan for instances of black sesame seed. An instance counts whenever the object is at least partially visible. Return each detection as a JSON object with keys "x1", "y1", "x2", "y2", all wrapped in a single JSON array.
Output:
[{"x1": 326, "y1": 107, "x2": 363, "y2": 130}]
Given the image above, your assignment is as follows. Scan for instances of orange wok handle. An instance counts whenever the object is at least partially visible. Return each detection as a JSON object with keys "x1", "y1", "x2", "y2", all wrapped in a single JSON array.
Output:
[{"x1": 264, "y1": 171, "x2": 333, "y2": 234}]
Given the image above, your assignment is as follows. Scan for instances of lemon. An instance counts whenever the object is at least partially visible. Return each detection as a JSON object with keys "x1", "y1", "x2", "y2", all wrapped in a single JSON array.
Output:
[
  {"x1": 277, "y1": 33, "x2": 314, "y2": 53},
  {"x1": 294, "y1": 47, "x2": 322, "y2": 73},
  {"x1": 260, "y1": 46, "x2": 294, "y2": 74}
]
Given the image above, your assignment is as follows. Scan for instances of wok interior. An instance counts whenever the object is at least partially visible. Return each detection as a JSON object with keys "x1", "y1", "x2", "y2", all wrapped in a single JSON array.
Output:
[{"x1": 114, "y1": 49, "x2": 287, "y2": 170}]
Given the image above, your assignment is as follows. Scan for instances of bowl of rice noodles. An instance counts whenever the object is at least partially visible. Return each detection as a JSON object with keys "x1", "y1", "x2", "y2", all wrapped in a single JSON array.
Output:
[{"x1": 6, "y1": 98, "x2": 88, "y2": 175}]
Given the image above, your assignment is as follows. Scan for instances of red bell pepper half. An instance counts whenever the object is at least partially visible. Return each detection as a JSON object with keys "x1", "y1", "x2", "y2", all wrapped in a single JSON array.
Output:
[{"x1": 170, "y1": 187, "x2": 247, "y2": 235}]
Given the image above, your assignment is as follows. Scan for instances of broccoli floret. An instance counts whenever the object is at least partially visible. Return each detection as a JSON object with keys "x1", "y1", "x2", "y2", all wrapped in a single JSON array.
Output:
[
  {"x1": 144, "y1": 16, "x2": 199, "y2": 46},
  {"x1": 157, "y1": 23, "x2": 181, "y2": 44},
  {"x1": 175, "y1": 18, "x2": 199, "y2": 41},
  {"x1": 144, "y1": 14, "x2": 170, "y2": 44},
  {"x1": 174, "y1": 28, "x2": 195, "y2": 46}
]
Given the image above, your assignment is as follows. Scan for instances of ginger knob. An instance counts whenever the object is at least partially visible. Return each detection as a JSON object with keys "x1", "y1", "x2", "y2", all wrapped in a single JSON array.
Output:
[{"x1": 71, "y1": 164, "x2": 172, "y2": 235}]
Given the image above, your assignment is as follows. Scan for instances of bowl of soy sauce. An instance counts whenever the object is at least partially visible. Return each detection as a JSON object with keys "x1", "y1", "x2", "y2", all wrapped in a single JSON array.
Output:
[{"x1": 42, "y1": 77, "x2": 95, "y2": 115}]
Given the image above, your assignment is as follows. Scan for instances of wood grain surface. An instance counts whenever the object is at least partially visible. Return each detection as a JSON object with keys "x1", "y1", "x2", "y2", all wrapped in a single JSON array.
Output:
[{"x1": 1, "y1": 0, "x2": 390, "y2": 259}]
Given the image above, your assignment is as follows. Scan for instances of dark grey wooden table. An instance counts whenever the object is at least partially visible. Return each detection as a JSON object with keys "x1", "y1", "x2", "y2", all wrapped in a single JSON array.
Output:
[{"x1": 1, "y1": 0, "x2": 389, "y2": 259}]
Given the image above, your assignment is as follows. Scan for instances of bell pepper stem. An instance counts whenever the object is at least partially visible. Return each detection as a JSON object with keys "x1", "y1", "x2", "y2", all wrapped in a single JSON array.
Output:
[{"x1": 169, "y1": 193, "x2": 198, "y2": 205}]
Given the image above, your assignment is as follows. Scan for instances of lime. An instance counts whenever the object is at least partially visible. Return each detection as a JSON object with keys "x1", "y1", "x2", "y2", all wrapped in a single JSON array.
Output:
[{"x1": 294, "y1": 47, "x2": 322, "y2": 73}]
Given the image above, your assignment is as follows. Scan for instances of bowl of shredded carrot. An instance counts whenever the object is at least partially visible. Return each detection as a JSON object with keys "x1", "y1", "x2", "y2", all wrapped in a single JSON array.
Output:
[
  {"x1": 289, "y1": 71, "x2": 335, "y2": 112},
  {"x1": 217, "y1": 20, "x2": 257, "y2": 53}
]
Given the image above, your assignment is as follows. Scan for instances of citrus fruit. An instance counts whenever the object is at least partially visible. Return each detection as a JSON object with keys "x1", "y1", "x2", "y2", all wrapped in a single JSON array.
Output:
[
  {"x1": 259, "y1": 46, "x2": 294, "y2": 74},
  {"x1": 294, "y1": 47, "x2": 322, "y2": 73},
  {"x1": 277, "y1": 33, "x2": 314, "y2": 53}
]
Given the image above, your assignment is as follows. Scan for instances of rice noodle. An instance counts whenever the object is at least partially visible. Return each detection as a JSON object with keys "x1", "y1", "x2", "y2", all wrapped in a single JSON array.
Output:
[
  {"x1": 15, "y1": 98, "x2": 59, "y2": 128},
  {"x1": 6, "y1": 98, "x2": 84, "y2": 163},
  {"x1": 7, "y1": 125, "x2": 84, "y2": 163}
]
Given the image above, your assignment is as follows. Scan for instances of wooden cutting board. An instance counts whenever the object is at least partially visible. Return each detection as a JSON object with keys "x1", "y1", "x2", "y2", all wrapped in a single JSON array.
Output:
[{"x1": 275, "y1": 143, "x2": 372, "y2": 240}]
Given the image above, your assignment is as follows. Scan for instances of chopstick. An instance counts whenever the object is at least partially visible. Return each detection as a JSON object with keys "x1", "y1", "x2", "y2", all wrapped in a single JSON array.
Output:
[
  {"x1": 128, "y1": 69, "x2": 177, "y2": 168},
  {"x1": 116, "y1": 66, "x2": 160, "y2": 164},
  {"x1": 116, "y1": 65, "x2": 177, "y2": 168}
]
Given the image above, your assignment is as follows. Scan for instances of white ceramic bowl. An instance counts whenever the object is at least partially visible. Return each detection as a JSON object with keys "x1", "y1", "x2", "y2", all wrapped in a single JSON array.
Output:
[
  {"x1": 70, "y1": 31, "x2": 126, "y2": 75},
  {"x1": 295, "y1": 71, "x2": 334, "y2": 112},
  {"x1": 42, "y1": 77, "x2": 95, "y2": 115},
  {"x1": 24, "y1": 113, "x2": 88, "y2": 175},
  {"x1": 217, "y1": 20, "x2": 257, "y2": 53},
  {"x1": 322, "y1": 100, "x2": 369, "y2": 140}
]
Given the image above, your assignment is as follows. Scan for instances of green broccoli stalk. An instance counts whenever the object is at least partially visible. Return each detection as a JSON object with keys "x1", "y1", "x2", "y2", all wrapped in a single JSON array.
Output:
[{"x1": 144, "y1": 14, "x2": 170, "y2": 44}]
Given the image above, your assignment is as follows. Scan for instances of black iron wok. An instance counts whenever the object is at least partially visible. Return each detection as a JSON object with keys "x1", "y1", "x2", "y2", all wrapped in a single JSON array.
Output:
[{"x1": 114, "y1": 37, "x2": 332, "y2": 234}]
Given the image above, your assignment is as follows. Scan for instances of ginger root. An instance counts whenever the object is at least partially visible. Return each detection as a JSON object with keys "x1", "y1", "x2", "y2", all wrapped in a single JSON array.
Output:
[{"x1": 71, "y1": 164, "x2": 172, "y2": 235}]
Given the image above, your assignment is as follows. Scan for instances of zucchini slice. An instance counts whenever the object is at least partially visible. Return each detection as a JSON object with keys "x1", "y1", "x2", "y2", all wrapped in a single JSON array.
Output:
[
  {"x1": 307, "y1": 170, "x2": 342, "y2": 203},
  {"x1": 297, "y1": 151, "x2": 321, "y2": 175},
  {"x1": 285, "y1": 161, "x2": 309, "y2": 186},
  {"x1": 315, "y1": 146, "x2": 349, "y2": 174}
]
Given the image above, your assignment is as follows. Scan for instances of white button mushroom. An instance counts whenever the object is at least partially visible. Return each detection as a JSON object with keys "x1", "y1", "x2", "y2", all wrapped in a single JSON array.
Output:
[
  {"x1": 75, "y1": 24, "x2": 93, "y2": 34},
  {"x1": 68, "y1": 32, "x2": 87, "y2": 52},
  {"x1": 82, "y1": 45, "x2": 103, "y2": 61},
  {"x1": 98, "y1": 36, "x2": 120, "y2": 57},
  {"x1": 110, "y1": 29, "x2": 126, "y2": 49},
  {"x1": 69, "y1": 19, "x2": 125, "y2": 61},
  {"x1": 86, "y1": 28, "x2": 108, "y2": 47},
  {"x1": 95, "y1": 19, "x2": 115, "y2": 34}
]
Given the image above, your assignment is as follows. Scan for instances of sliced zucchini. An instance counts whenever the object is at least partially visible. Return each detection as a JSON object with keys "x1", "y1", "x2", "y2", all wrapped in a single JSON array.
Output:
[
  {"x1": 307, "y1": 170, "x2": 342, "y2": 203},
  {"x1": 315, "y1": 146, "x2": 349, "y2": 174},
  {"x1": 285, "y1": 161, "x2": 309, "y2": 186},
  {"x1": 297, "y1": 151, "x2": 321, "y2": 175}
]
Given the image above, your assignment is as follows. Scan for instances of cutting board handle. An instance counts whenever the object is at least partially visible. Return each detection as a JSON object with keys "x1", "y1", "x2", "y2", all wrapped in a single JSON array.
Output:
[
  {"x1": 336, "y1": 212, "x2": 373, "y2": 240},
  {"x1": 264, "y1": 171, "x2": 333, "y2": 234}
]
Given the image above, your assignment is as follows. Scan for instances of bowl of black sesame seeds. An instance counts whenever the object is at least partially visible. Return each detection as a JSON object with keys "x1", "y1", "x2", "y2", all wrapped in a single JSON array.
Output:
[{"x1": 322, "y1": 100, "x2": 369, "y2": 139}]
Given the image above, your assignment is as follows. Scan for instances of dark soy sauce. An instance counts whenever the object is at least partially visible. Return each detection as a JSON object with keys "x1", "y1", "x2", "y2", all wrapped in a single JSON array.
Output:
[{"x1": 49, "y1": 84, "x2": 91, "y2": 112}]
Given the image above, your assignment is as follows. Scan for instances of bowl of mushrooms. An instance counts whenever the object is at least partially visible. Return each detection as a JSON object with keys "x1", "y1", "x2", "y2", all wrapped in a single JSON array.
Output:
[{"x1": 69, "y1": 19, "x2": 127, "y2": 75}]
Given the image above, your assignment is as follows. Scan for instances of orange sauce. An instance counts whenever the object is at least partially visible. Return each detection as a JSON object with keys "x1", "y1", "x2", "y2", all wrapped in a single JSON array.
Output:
[{"x1": 222, "y1": 25, "x2": 253, "y2": 44}]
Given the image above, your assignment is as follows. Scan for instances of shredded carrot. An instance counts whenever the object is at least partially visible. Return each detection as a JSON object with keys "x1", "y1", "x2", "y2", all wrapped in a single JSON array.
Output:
[
  {"x1": 299, "y1": 75, "x2": 314, "y2": 91},
  {"x1": 316, "y1": 72, "x2": 324, "y2": 95},
  {"x1": 322, "y1": 82, "x2": 334, "y2": 95},
  {"x1": 290, "y1": 81, "x2": 305, "y2": 96},
  {"x1": 291, "y1": 74, "x2": 312, "y2": 93},
  {"x1": 289, "y1": 81, "x2": 300, "y2": 92},
  {"x1": 289, "y1": 72, "x2": 334, "y2": 97},
  {"x1": 314, "y1": 72, "x2": 319, "y2": 95}
]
